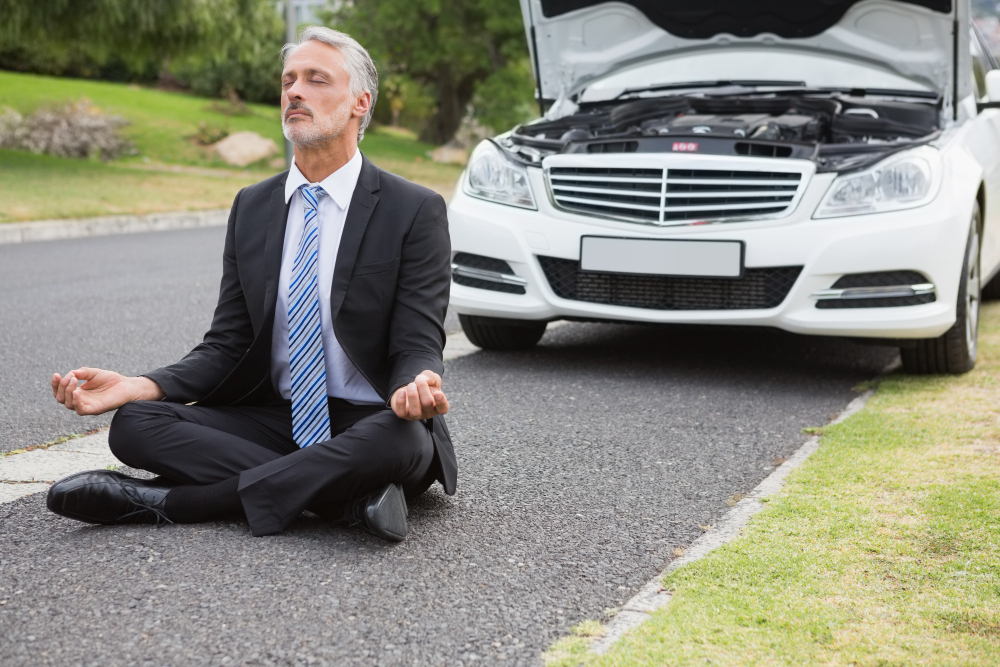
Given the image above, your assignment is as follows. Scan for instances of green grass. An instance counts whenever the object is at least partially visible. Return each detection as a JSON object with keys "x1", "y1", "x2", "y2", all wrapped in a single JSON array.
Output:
[
  {"x1": 547, "y1": 304, "x2": 1000, "y2": 666},
  {"x1": 0, "y1": 149, "x2": 265, "y2": 222},
  {"x1": 0, "y1": 71, "x2": 463, "y2": 220},
  {"x1": 0, "y1": 70, "x2": 284, "y2": 168}
]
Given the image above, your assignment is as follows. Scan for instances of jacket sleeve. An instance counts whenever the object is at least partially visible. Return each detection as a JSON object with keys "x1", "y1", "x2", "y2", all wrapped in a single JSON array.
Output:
[
  {"x1": 385, "y1": 192, "x2": 451, "y2": 401},
  {"x1": 143, "y1": 190, "x2": 256, "y2": 403}
]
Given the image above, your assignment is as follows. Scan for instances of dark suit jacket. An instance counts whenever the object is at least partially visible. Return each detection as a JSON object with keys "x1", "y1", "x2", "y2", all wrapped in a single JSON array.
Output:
[{"x1": 144, "y1": 155, "x2": 456, "y2": 495}]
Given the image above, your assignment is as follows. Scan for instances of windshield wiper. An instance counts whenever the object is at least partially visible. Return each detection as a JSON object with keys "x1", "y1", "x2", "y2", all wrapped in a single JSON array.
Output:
[
  {"x1": 813, "y1": 86, "x2": 940, "y2": 100},
  {"x1": 617, "y1": 80, "x2": 806, "y2": 99},
  {"x1": 615, "y1": 82, "x2": 939, "y2": 102}
]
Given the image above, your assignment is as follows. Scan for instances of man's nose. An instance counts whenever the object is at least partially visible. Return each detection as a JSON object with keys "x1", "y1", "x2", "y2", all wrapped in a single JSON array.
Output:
[{"x1": 284, "y1": 81, "x2": 306, "y2": 103}]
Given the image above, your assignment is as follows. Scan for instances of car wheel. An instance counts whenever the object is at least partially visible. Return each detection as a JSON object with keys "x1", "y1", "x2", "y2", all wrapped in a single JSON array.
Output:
[
  {"x1": 983, "y1": 275, "x2": 1000, "y2": 300},
  {"x1": 900, "y1": 204, "x2": 981, "y2": 375},
  {"x1": 459, "y1": 315, "x2": 548, "y2": 351},
  {"x1": 982, "y1": 268, "x2": 1000, "y2": 300}
]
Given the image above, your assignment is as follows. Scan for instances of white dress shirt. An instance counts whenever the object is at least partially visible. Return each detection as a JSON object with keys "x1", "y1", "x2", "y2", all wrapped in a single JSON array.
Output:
[{"x1": 270, "y1": 149, "x2": 382, "y2": 404}]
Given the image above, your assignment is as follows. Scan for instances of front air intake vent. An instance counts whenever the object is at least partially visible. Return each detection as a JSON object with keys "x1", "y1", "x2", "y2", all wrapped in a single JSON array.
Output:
[
  {"x1": 538, "y1": 256, "x2": 801, "y2": 310},
  {"x1": 587, "y1": 141, "x2": 639, "y2": 154},
  {"x1": 814, "y1": 271, "x2": 936, "y2": 309},
  {"x1": 735, "y1": 142, "x2": 794, "y2": 158},
  {"x1": 547, "y1": 166, "x2": 805, "y2": 226},
  {"x1": 452, "y1": 253, "x2": 527, "y2": 295}
]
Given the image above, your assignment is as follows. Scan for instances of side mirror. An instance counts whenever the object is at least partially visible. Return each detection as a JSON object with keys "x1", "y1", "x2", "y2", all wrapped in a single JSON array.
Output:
[{"x1": 987, "y1": 69, "x2": 1000, "y2": 102}]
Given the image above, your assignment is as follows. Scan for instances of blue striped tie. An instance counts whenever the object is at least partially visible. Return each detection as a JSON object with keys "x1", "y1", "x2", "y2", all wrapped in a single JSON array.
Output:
[{"x1": 288, "y1": 184, "x2": 331, "y2": 448}]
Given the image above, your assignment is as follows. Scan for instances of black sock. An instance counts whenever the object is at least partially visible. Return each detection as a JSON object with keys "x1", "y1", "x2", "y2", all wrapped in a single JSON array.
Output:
[{"x1": 163, "y1": 476, "x2": 245, "y2": 523}]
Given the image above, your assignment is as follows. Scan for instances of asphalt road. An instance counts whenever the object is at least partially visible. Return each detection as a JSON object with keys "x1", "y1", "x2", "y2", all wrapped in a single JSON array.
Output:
[
  {"x1": 0, "y1": 228, "x2": 226, "y2": 453},
  {"x1": 0, "y1": 225, "x2": 457, "y2": 454},
  {"x1": 1, "y1": 228, "x2": 897, "y2": 665}
]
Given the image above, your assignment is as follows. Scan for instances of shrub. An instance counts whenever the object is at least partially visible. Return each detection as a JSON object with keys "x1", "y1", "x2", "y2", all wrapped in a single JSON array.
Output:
[
  {"x1": 373, "y1": 74, "x2": 438, "y2": 135},
  {"x1": 193, "y1": 121, "x2": 230, "y2": 146},
  {"x1": 471, "y1": 58, "x2": 538, "y2": 134},
  {"x1": 0, "y1": 100, "x2": 135, "y2": 160}
]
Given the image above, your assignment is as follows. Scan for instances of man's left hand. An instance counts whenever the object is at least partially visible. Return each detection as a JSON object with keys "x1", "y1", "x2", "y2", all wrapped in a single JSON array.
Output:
[{"x1": 391, "y1": 371, "x2": 449, "y2": 420}]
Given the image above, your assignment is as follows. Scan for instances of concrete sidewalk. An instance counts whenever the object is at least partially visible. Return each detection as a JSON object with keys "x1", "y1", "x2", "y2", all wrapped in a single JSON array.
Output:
[
  {"x1": 0, "y1": 431, "x2": 116, "y2": 503},
  {"x1": 0, "y1": 209, "x2": 229, "y2": 245}
]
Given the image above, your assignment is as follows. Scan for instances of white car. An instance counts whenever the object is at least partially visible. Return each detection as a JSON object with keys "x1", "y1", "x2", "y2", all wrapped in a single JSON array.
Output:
[{"x1": 448, "y1": 0, "x2": 1000, "y2": 374}]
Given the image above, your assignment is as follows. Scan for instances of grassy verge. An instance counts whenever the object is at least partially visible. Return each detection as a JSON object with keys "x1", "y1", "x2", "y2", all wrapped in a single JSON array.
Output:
[
  {"x1": 0, "y1": 71, "x2": 463, "y2": 220},
  {"x1": 547, "y1": 303, "x2": 1000, "y2": 665},
  {"x1": 0, "y1": 70, "x2": 283, "y2": 168},
  {"x1": 0, "y1": 149, "x2": 267, "y2": 221}
]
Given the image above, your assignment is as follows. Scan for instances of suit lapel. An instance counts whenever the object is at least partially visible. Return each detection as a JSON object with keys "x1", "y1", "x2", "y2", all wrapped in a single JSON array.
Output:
[
  {"x1": 261, "y1": 179, "x2": 291, "y2": 330},
  {"x1": 330, "y1": 156, "x2": 380, "y2": 319}
]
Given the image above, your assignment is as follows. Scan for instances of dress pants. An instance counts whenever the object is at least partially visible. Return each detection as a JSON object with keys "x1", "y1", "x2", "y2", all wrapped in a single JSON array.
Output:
[{"x1": 107, "y1": 398, "x2": 436, "y2": 536}]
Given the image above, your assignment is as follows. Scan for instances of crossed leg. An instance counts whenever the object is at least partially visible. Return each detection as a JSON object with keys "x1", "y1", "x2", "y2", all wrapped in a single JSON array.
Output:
[{"x1": 108, "y1": 400, "x2": 435, "y2": 536}]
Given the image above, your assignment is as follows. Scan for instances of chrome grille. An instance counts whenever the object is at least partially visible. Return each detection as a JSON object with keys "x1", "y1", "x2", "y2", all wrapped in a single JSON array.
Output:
[{"x1": 547, "y1": 166, "x2": 804, "y2": 226}]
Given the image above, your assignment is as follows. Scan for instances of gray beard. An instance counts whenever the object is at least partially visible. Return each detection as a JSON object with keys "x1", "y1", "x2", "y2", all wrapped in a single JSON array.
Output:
[{"x1": 282, "y1": 105, "x2": 351, "y2": 149}]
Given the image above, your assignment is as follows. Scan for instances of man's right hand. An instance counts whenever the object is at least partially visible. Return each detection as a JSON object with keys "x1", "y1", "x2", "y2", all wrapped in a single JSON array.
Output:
[{"x1": 51, "y1": 368, "x2": 165, "y2": 416}]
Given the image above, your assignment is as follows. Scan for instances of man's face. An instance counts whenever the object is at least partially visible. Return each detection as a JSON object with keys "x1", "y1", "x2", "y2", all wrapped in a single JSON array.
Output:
[{"x1": 280, "y1": 41, "x2": 367, "y2": 148}]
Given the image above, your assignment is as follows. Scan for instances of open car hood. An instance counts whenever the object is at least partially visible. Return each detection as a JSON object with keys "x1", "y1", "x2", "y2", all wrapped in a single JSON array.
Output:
[{"x1": 521, "y1": 0, "x2": 968, "y2": 111}]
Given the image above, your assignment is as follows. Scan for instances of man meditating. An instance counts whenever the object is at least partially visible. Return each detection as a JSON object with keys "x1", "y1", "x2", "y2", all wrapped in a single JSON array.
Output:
[{"x1": 46, "y1": 27, "x2": 456, "y2": 542}]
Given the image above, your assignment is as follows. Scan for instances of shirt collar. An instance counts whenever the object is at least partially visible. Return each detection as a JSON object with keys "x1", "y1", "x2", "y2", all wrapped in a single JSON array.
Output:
[{"x1": 284, "y1": 148, "x2": 363, "y2": 210}]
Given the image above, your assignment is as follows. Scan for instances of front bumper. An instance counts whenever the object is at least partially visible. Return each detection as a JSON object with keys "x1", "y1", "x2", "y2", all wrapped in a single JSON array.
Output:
[{"x1": 448, "y1": 167, "x2": 971, "y2": 340}]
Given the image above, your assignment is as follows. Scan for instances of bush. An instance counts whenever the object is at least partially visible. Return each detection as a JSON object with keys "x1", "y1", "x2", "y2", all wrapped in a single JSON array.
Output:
[
  {"x1": 372, "y1": 74, "x2": 438, "y2": 134},
  {"x1": 171, "y1": 39, "x2": 284, "y2": 106},
  {"x1": 0, "y1": 100, "x2": 135, "y2": 160},
  {"x1": 471, "y1": 58, "x2": 538, "y2": 133},
  {"x1": 192, "y1": 121, "x2": 230, "y2": 146}
]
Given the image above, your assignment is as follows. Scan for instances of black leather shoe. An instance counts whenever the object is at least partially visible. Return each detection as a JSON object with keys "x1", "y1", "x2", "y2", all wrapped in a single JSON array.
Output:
[
  {"x1": 47, "y1": 470, "x2": 173, "y2": 526},
  {"x1": 344, "y1": 483, "x2": 408, "y2": 542}
]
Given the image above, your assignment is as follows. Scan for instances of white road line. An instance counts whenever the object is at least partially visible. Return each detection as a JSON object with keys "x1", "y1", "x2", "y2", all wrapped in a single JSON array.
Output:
[
  {"x1": 0, "y1": 323, "x2": 507, "y2": 504},
  {"x1": 589, "y1": 388, "x2": 878, "y2": 654}
]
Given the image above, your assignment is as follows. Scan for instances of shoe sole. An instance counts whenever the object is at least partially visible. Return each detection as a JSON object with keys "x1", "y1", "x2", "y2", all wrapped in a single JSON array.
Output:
[{"x1": 365, "y1": 483, "x2": 408, "y2": 542}]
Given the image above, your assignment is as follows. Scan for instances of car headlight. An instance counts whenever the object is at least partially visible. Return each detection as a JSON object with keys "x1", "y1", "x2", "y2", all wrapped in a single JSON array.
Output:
[
  {"x1": 463, "y1": 140, "x2": 536, "y2": 209},
  {"x1": 813, "y1": 146, "x2": 942, "y2": 219}
]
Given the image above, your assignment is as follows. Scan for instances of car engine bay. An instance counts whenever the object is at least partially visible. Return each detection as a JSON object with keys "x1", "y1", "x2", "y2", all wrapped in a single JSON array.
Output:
[{"x1": 503, "y1": 93, "x2": 942, "y2": 172}]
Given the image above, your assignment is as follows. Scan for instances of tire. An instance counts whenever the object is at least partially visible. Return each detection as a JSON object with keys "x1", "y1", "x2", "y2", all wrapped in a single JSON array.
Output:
[
  {"x1": 900, "y1": 204, "x2": 981, "y2": 374},
  {"x1": 983, "y1": 273, "x2": 1000, "y2": 300},
  {"x1": 459, "y1": 314, "x2": 548, "y2": 351}
]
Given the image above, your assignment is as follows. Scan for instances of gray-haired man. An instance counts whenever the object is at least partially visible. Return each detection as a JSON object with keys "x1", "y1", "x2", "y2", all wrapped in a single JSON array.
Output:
[{"x1": 46, "y1": 28, "x2": 456, "y2": 541}]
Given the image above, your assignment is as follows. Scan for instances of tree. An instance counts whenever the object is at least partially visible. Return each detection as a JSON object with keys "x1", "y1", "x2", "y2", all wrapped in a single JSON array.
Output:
[
  {"x1": 329, "y1": 0, "x2": 531, "y2": 144},
  {"x1": 0, "y1": 0, "x2": 282, "y2": 97}
]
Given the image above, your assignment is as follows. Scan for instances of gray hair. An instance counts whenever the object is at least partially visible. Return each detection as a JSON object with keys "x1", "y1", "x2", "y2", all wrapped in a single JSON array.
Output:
[{"x1": 281, "y1": 26, "x2": 378, "y2": 142}]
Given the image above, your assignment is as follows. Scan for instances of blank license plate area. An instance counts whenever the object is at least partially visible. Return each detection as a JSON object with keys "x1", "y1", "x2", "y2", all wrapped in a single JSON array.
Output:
[{"x1": 580, "y1": 237, "x2": 743, "y2": 278}]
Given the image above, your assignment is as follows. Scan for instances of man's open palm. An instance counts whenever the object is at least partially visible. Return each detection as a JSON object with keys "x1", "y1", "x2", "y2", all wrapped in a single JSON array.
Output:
[{"x1": 51, "y1": 368, "x2": 161, "y2": 416}]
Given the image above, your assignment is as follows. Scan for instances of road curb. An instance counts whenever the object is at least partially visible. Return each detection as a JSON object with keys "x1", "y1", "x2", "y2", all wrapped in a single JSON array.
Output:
[
  {"x1": 0, "y1": 209, "x2": 229, "y2": 245},
  {"x1": 589, "y1": 386, "x2": 878, "y2": 655}
]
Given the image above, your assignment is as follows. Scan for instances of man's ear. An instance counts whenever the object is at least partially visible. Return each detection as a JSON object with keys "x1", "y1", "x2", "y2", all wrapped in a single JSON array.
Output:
[{"x1": 353, "y1": 91, "x2": 372, "y2": 120}]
